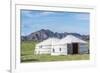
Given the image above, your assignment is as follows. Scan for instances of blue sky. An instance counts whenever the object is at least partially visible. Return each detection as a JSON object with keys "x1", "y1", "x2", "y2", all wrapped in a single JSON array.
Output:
[{"x1": 21, "y1": 10, "x2": 90, "y2": 36}]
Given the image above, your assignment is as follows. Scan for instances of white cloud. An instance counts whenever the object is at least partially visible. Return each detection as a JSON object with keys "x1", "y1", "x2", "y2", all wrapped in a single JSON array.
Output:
[
  {"x1": 22, "y1": 10, "x2": 56, "y2": 18},
  {"x1": 39, "y1": 12, "x2": 56, "y2": 16}
]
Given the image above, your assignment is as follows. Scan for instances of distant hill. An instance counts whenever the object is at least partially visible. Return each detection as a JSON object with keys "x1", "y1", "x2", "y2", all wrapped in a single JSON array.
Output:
[{"x1": 21, "y1": 29, "x2": 89, "y2": 42}]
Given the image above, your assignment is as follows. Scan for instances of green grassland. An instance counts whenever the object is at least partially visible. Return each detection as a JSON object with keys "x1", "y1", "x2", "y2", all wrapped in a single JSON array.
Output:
[{"x1": 21, "y1": 41, "x2": 89, "y2": 63}]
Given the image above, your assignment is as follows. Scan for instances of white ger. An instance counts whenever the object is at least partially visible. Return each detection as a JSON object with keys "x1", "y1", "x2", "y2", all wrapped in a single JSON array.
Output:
[{"x1": 34, "y1": 35, "x2": 88, "y2": 55}]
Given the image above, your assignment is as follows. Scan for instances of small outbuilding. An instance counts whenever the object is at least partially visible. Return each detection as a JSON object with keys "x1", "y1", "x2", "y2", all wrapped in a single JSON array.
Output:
[{"x1": 34, "y1": 38, "x2": 60, "y2": 54}]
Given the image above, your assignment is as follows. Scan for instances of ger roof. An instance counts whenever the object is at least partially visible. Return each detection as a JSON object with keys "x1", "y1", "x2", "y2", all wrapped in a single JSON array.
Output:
[
  {"x1": 57, "y1": 35, "x2": 87, "y2": 44},
  {"x1": 36, "y1": 38, "x2": 60, "y2": 46}
]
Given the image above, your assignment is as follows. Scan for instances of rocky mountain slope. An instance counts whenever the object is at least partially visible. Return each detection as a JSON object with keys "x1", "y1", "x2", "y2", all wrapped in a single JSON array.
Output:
[{"x1": 21, "y1": 29, "x2": 89, "y2": 42}]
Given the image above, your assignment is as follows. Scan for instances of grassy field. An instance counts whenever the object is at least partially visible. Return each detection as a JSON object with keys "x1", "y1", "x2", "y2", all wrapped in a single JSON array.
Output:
[{"x1": 21, "y1": 40, "x2": 89, "y2": 63}]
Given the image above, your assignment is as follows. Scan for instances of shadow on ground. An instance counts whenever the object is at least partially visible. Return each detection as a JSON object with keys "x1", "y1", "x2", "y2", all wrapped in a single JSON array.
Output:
[{"x1": 21, "y1": 59, "x2": 39, "y2": 62}]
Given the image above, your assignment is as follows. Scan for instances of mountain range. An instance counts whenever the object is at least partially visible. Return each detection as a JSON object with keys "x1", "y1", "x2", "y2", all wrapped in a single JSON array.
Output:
[{"x1": 21, "y1": 29, "x2": 89, "y2": 42}]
